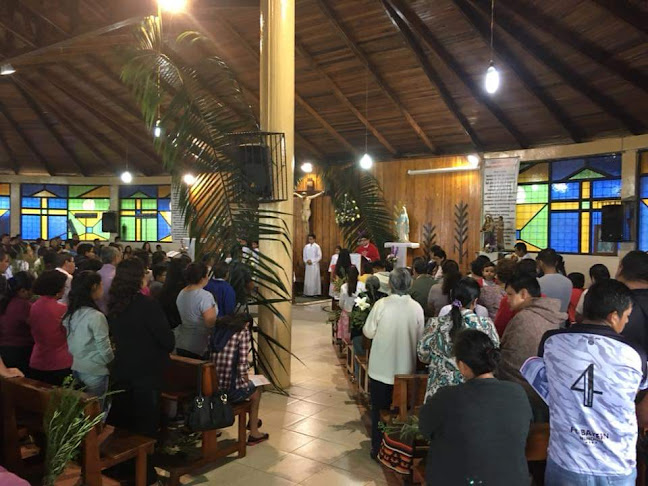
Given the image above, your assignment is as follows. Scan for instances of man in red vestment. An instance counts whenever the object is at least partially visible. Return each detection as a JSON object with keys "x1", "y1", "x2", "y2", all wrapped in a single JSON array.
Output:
[{"x1": 355, "y1": 236, "x2": 380, "y2": 263}]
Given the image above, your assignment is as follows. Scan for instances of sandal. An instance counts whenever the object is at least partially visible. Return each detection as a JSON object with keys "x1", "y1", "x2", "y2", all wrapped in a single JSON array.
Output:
[
  {"x1": 246, "y1": 419, "x2": 263, "y2": 430},
  {"x1": 247, "y1": 433, "x2": 269, "y2": 446}
]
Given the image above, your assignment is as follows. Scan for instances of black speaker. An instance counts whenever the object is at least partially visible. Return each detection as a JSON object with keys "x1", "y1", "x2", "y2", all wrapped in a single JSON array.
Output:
[
  {"x1": 239, "y1": 144, "x2": 272, "y2": 199},
  {"x1": 102, "y1": 212, "x2": 118, "y2": 233},
  {"x1": 601, "y1": 205, "x2": 624, "y2": 242}
]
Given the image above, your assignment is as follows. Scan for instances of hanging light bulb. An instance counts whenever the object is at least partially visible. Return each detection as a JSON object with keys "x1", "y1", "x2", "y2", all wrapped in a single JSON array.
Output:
[
  {"x1": 360, "y1": 153, "x2": 373, "y2": 170},
  {"x1": 485, "y1": 62, "x2": 500, "y2": 94},
  {"x1": 183, "y1": 173, "x2": 196, "y2": 185},
  {"x1": 158, "y1": 0, "x2": 187, "y2": 13},
  {"x1": 153, "y1": 119, "x2": 163, "y2": 138},
  {"x1": 467, "y1": 154, "x2": 480, "y2": 167},
  {"x1": 121, "y1": 171, "x2": 133, "y2": 184},
  {"x1": 300, "y1": 162, "x2": 313, "y2": 173},
  {"x1": 0, "y1": 64, "x2": 16, "y2": 76}
]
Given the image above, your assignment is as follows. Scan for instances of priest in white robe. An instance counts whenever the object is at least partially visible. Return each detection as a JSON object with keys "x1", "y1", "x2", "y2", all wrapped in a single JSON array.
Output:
[{"x1": 303, "y1": 233, "x2": 322, "y2": 296}]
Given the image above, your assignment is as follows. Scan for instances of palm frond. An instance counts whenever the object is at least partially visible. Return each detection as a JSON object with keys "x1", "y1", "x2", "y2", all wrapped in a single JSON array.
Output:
[
  {"x1": 322, "y1": 164, "x2": 396, "y2": 255},
  {"x1": 120, "y1": 18, "x2": 292, "y2": 311}
]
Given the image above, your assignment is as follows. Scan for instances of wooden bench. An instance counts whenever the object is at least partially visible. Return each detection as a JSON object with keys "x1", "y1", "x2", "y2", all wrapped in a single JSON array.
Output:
[
  {"x1": 0, "y1": 376, "x2": 155, "y2": 486},
  {"x1": 159, "y1": 354, "x2": 251, "y2": 486},
  {"x1": 379, "y1": 374, "x2": 428, "y2": 425}
]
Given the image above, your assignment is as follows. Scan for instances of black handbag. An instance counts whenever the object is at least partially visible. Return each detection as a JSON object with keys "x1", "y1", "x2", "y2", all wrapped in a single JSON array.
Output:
[{"x1": 187, "y1": 365, "x2": 235, "y2": 432}]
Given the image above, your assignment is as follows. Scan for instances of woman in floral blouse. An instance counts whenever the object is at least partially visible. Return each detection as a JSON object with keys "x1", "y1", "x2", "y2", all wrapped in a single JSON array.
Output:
[{"x1": 418, "y1": 277, "x2": 499, "y2": 402}]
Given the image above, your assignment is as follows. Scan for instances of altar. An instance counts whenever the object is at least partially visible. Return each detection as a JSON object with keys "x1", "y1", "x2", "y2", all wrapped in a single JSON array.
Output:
[{"x1": 384, "y1": 242, "x2": 420, "y2": 268}]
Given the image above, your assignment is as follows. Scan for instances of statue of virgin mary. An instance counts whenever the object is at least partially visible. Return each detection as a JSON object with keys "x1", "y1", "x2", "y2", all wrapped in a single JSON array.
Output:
[{"x1": 396, "y1": 205, "x2": 410, "y2": 243}]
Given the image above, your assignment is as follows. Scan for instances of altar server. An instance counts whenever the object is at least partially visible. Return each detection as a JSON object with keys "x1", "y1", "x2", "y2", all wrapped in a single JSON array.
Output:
[{"x1": 303, "y1": 234, "x2": 322, "y2": 296}]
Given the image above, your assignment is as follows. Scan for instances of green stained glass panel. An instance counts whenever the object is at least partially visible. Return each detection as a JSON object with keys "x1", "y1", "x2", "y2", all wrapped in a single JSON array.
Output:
[
  {"x1": 521, "y1": 206, "x2": 548, "y2": 249},
  {"x1": 517, "y1": 184, "x2": 548, "y2": 204},
  {"x1": 582, "y1": 201, "x2": 590, "y2": 209},
  {"x1": 569, "y1": 169, "x2": 605, "y2": 180},
  {"x1": 121, "y1": 200, "x2": 136, "y2": 210}
]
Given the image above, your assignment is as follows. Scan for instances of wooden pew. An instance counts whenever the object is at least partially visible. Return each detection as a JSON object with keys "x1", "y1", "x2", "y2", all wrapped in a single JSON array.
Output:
[
  {"x1": 379, "y1": 374, "x2": 428, "y2": 424},
  {"x1": 159, "y1": 354, "x2": 252, "y2": 486},
  {"x1": 0, "y1": 376, "x2": 155, "y2": 486}
]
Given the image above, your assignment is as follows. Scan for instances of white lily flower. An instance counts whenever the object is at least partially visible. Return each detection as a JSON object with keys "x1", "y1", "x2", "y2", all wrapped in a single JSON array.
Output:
[{"x1": 355, "y1": 296, "x2": 370, "y2": 311}]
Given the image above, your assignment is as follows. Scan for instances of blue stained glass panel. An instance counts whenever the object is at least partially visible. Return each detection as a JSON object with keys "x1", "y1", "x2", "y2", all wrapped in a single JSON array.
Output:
[
  {"x1": 552, "y1": 158, "x2": 585, "y2": 181},
  {"x1": 640, "y1": 177, "x2": 648, "y2": 198},
  {"x1": 550, "y1": 182, "x2": 580, "y2": 200},
  {"x1": 0, "y1": 197, "x2": 8, "y2": 210},
  {"x1": 21, "y1": 197, "x2": 40, "y2": 208},
  {"x1": 588, "y1": 155, "x2": 621, "y2": 177},
  {"x1": 550, "y1": 212, "x2": 579, "y2": 253},
  {"x1": 0, "y1": 213, "x2": 8, "y2": 235},
  {"x1": 48, "y1": 216, "x2": 67, "y2": 239},
  {"x1": 640, "y1": 205, "x2": 648, "y2": 251},
  {"x1": 158, "y1": 214, "x2": 171, "y2": 238},
  {"x1": 158, "y1": 199, "x2": 170, "y2": 211},
  {"x1": 592, "y1": 179, "x2": 621, "y2": 198},
  {"x1": 49, "y1": 198, "x2": 68, "y2": 209},
  {"x1": 21, "y1": 215, "x2": 40, "y2": 240}
]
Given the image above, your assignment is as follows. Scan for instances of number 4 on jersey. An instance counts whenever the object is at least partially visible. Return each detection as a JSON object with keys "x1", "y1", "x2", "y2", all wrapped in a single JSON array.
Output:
[{"x1": 571, "y1": 364, "x2": 602, "y2": 407}]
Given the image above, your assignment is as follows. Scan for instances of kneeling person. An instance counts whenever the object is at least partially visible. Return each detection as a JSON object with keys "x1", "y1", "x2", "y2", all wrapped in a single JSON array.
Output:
[{"x1": 522, "y1": 279, "x2": 646, "y2": 485}]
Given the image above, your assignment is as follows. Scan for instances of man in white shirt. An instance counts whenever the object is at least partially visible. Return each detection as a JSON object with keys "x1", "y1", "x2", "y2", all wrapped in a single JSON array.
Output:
[
  {"x1": 363, "y1": 268, "x2": 424, "y2": 458},
  {"x1": 55, "y1": 252, "x2": 75, "y2": 305},
  {"x1": 302, "y1": 233, "x2": 322, "y2": 296},
  {"x1": 512, "y1": 242, "x2": 534, "y2": 261},
  {"x1": 521, "y1": 279, "x2": 646, "y2": 484}
]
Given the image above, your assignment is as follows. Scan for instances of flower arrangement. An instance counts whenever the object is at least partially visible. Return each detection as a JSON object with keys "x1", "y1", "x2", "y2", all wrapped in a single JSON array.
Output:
[
  {"x1": 334, "y1": 194, "x2": 360, "y2": 226},
  {"x1": 350, "y1": 293, "x2": 376, "y2": 330}
]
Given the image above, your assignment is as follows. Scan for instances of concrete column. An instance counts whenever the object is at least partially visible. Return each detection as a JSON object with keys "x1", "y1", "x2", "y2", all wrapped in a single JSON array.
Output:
[
  {"x1": 258, "y1": 0, "x2": 295, "y2": 388},
  {"x1": 10, "y1": 183, "x2": 20, "y2": 236}
]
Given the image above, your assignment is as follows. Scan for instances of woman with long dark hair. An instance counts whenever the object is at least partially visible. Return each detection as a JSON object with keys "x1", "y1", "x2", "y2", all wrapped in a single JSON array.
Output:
[
  {"x1": 28, "y1": 270, "x2": 72, "y2": 385},
  {"x1": 0, "y1": 272, "x2": 35, "y2": 374},
  {"x1": 334, "y1": 249, "x2": 352, "y2": 280},
  {"x1": 157, "y1": 258, "x2": 189, "y2": 329},
  {"x1": 427, "y1": 260, "x2": 462, "y2": 316},
  {"x1": 63, "y1": 271, "x2": 113, "y2": 404},
  {"x1": 142, "y1": 241, "x2": 152, "y2": 254},
  {"x1": 107, "y1": 258, "x2": 174, "y2": 484},
  {"x1": 418, "y1": 277, "x2": 499, "y2": 402},
  {"x1": 419, "y1": 330, "x2": 531, "y2": 485},
  {"x1": 537, "y1": 248, "x2": 572, "y2": 313},
  {"x1": 336, "y1": 266, "x2": 365, "y2": 341}
]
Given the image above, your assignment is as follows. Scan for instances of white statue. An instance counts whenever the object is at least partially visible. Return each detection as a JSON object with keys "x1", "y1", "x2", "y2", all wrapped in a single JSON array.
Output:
[
  {"x1": 396, "y1": 205, "x2": 410, "y2": 243},
  {"x1": 294, "y1": 191, "x2": 324, "y2": 229}
]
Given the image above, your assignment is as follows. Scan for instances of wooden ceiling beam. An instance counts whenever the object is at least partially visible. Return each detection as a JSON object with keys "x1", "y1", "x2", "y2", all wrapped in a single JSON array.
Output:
[
  {"x1": 13, "y1": 75, "x2": 113, "y2": 171},
  {"x1": 215, "y1": 17, "x2": 358, "y2": 155},
  {"x1": 472, "y1": 0, "x2": 646, "y2": 135},
  {"x1": 11, "y1": 78, "x2": 90, "y2": 175},
  {"x1": 452, "y1": 0, "x2": 584, "y2": 143},
  {"x1": 2, "y1": 15, "x2": 144, "y2": 65},
  {"x1": 385, "y1": 0, "x2": 528, "y2": 148},
  {"x1": 296, "y1": 41, "x2": 397, "y2": 156},
  {"x1": 0, "y1": 118, "x2": 19, "y2": 174},
  {"x1": 17, "y1": 0, "x2": 70, "y2": 36},
  {"x1": 500, "y1": 0, "x2": 648, "y2": 95},
  {"x1": 43, "y1": 68, "x2": 158, "y2": 175},
  {"x1": 380, "y1": 0, "x2": 484, "y2": 150},
  {"x1": 0, "y1": 96, "x2": 55, "y2": 175},
  {"x1": 589, "y1": 0, "x2": 648, "y2": 38},
  {"x1": 312, "y1": 0, "x2": 436, "y2": 153}
]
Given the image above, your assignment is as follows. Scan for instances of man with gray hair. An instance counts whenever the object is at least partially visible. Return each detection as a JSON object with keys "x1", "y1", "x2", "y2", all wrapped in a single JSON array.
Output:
[
  {"x1": 97, "y1": 245, "x2": 122, "y2": 314},
  {"x1": 363, "y1": 267, "x2": 425, "y2": 459}
]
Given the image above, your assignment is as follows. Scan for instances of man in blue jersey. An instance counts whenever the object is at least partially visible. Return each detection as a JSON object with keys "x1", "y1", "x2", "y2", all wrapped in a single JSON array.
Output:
[{"x1": 521, "y1": 279, "x2": 647, "y2": 485}]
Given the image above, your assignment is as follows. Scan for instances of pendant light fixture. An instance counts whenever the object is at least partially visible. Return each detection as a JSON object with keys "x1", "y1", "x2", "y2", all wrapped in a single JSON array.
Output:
[
  {"x1": 121, "y1": 143, "x2": 133, "y2": 184},
  {"x1": 484, "y1": 0, "x2": 500, "y2": 94},
  {"x1": 359, "y1": 70, "x2": 373, "y2": 170}
]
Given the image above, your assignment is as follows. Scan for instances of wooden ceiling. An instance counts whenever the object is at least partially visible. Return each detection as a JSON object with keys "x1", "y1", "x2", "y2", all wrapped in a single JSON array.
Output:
[{"x1": 0, "y1": 0, "x2": 646, "y2": 176}]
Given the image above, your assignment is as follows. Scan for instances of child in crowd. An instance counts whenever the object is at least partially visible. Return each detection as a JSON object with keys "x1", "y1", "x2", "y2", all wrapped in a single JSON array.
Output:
[
  {"x1": 567, "y1": 272, "x2": 585, "y2": 325},
  {"x1": 481, "y1": 261, "x2": 496, "y2": 287},
  {"x1": 522, "y1": 279, "x2": 645, "y2": 484},
  {"x1": 149, "y1": 263, "x2": 167, "y2": 299}
]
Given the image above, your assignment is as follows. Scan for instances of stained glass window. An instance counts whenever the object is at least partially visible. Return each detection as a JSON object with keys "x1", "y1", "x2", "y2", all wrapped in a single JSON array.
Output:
[
  {"x1": 119, "y1": 185, "x2": 172, "y2": 242},
  {"x1": 516, "y1": 154, "x2": 621, "y2": 254},
  {"x1": 638, "y1": 152, "x2": 648, "y2": 251},
  {"x1": 20, "y1": 185, "x2": 111, "y2": 241},
  {"x1": 0, "y1": 184, "x2": 9, "y2": 236}
]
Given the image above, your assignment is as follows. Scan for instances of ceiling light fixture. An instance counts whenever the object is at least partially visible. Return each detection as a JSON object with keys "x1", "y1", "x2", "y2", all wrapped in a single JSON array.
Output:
[
  {"x1": 158, "y1": 0, "x2": 187, "y2": 13},
  {"x1": 467, "y1": 154, "x2": 480, "y2": 167},
  {"x1": 484, "y1": 0, "x2": 500, "y2": 94},
  {"x1": 183, "y1": 173, "x2": 196, "y2": 185},
  {"x1": 300, "y1": 162, "x2": 313, "y2": 173},
  {"x1": 153, "y1": 119, "x2": 163, "y2": 138},
  {"x1": 0, "y1": 64, "x2": 15, "y2": 76},
  {"x1": 121, "y1": 171, "x2": 133, "y2": 184},
  {"x1": 359, "y1": 70, "x2": 373, "y2": 170}
]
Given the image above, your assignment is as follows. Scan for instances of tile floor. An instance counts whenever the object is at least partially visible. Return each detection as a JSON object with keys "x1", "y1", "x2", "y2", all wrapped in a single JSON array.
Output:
[{"x1": 180, "y1": 303, "x2": 395, "y2": 485}]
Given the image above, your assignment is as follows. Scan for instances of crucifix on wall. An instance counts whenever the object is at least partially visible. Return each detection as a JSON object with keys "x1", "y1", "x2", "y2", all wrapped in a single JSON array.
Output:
[{"x1": 294, "y1": 191, "x2": 324, "y2": 233}]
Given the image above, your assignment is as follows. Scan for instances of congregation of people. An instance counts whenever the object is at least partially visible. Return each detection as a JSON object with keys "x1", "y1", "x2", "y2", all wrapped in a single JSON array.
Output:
[
  {"x1": 0, "y1": 233, "x2": 268, "y2": 485},
  {"x1": 329, "y1": 235, "x2": 648, "y2": 485}
]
